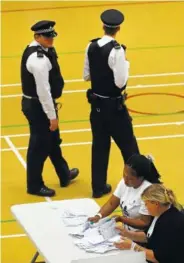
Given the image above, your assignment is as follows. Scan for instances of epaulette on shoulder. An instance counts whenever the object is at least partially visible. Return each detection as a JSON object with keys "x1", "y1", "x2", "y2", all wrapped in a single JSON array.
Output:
[
  {"x1": 112, "y1": 40, "x2": 121, "y2": 50},
  {"x1": 90, "y1": 38, "x2": 101, "y2": 43},
  {"x1": 37, "y1": 46, "x2": 44, "y2": 58},
  {"x1": 121, "y1": 44, "x2": 127, "y2": 51}
]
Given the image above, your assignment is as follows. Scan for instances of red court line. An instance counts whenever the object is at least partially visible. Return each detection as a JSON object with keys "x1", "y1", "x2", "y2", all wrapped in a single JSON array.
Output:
[
  {"x1": 127, "y1": 92, "x2": 184, "y2": 115},
  {"x1": 1, "y1": 1, "x2": 178, "y2": 13}
]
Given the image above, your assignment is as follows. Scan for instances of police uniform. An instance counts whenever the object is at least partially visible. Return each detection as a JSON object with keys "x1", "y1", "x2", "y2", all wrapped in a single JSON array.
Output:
[
  {"x1": 83, "y1": 10, "x2": 139, "y2": 198},
  {"x1": 21, "y1": 20, "x2": 79, "y2": 197}
]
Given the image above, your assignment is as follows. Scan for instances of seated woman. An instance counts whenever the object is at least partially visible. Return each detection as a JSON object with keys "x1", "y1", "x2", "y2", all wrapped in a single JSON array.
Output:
[
  {"x1": 89, "y1": 154, "x2": 161, "y2": 231},
  {"x1": 115, "y1": 184, "x2": 184, "y2": 263}
]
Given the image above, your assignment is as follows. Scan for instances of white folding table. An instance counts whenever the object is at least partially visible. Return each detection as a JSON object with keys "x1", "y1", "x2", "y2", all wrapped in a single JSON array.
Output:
[{"x1": 11, "y1": 198, "x2": 147, "y2": 263}]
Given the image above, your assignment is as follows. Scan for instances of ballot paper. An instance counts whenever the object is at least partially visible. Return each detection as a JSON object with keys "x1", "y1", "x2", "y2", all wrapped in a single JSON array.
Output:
[
  {"x1": 68, "y1": 221, "x2": 92, "y2": 238},
  {"x1": 61, "y1": 209, "x2": 87, "y2": 218},
  {"x1": 61, "y1": 209, "x2": 88, "y2": 226},
  {"x1": 85, "y1": 244, "x2": 118, "y2": 254},
  {"x1": 61, "y1": 210, "x2": 121, "y2": 254},
  {"x1": 62, "y1": 217, "x2": 88, "y2": 227},
  {"x1": 86, "y1": 235, "x2": 121, "y2": 253},
  {"x1": 74, "y1": 234, "x2": 121, "y2": 254},
  {"x1": 98, "y1": 218, "x2": 119, "y2": 240},
  {"x1": 69, "y1": 223, "x2": 98, "y2": 238},
  {"x1": 68, "y1": 218, "x2": 116, "y2": 238}
]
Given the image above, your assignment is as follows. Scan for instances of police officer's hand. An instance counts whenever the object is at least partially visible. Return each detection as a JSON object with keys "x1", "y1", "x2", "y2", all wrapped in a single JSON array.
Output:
[
  {"x1": 50, "y1": 119, "x2": 58, "y2": 131},
  {"x1": 88, "y1": 215, "x2": 101, "y2": 223}
]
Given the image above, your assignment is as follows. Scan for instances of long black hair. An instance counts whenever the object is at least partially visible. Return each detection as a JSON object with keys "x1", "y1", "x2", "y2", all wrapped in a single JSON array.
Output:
[{"x1": 126, "y1": 154, "x2": 161, "y2": 184}]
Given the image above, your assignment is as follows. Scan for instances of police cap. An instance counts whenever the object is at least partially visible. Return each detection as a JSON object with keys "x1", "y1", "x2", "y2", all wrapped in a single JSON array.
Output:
[
  {"x1": 31, "y1": 20, "x2": 57, "y2": 38},
  {"x1": 101, "y1": 9, "x2": 124, "y2": 28}
]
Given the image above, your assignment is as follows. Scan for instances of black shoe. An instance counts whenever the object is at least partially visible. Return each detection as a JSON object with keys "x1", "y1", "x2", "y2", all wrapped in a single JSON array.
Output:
[
  {"x1": 27, "y1": 186, "x2": 56, "y2": 197},
  {"x1": 69, "y1": 168, "x2": 79, "y2": 180},
  {"x1": 60, "y1": 168, "x2": 79, "y2": 187},
  {"x1": 92, "y1": 184, "x2": 112, "y2": 198}
]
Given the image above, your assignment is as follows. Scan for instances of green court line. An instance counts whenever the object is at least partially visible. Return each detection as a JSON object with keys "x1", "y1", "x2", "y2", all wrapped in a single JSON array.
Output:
[
  {"x1": 1, "y1": 112, "x2": 184, "y2": 129},
  {"x1": 1, "y1": 44, "x2": 184, "y2": 59},
  {"x1": 1, "y1": 119, "x2": 89, "y2": 129},
  {"x1": 1, "y1": 219, "x2": 16, "y2": 223}
]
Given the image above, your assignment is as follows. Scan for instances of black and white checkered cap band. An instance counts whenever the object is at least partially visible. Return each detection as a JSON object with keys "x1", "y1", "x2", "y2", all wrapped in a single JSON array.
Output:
[
  {"x1": 35, "y1": 27, "x2": 54, "y2": 34},
  {"x1": 103, "y1": 23, "x2": 120, "y2": 28}
]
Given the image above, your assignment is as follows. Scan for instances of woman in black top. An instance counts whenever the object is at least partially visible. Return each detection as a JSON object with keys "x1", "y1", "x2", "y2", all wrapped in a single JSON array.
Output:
[{"x1": 114, "y1": 184, "x2": 184, "y2": 263}]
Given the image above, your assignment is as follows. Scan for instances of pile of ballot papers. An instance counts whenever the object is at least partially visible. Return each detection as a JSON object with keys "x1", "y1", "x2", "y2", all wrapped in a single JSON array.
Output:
[{"x1": 61, "y1": 209, "x2": 121, "y2": 254}]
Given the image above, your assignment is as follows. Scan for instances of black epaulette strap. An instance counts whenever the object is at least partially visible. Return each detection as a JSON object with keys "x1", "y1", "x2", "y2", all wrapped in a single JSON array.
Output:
[
  {"x1": 112, "y1": 40, "x2": 121, "y2": 50},
  {"x1": 111, "y1": 40, "x2": 127, "y2": 51},
  {"x1": 121, "y1": 44, "x2": 127, "y2": 51},
  {"x1": 90, "y1": 38, "x2": 101, "y2": 42},
  {"x1": 37, "y1": 46, "x2": 44, "y2": 58}
]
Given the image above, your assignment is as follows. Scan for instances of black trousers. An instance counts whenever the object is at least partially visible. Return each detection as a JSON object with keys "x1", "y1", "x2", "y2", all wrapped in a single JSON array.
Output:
[
  {"x1": 21, "y1": 97, "x2": 70, "y2": 192},
  {"x1": 90, "y1": 102, "x2": 139, "y2": 192}
]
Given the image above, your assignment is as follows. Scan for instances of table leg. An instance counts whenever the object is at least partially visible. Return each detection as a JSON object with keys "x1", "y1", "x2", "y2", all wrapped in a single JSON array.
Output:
[{"x1": 30, "y1": 251, "x2": 39, "y2": 263}]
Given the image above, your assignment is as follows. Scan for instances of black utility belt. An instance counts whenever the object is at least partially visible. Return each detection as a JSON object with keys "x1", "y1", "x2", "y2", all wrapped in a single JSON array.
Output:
[
  {"x1": 23, "y1": 94, "x2": 38, "y2": 100},
  {"x1": 23, "y1": 94, "x2": 62, "y2": 109},
  {"x1": 94, "y1": 94, "x2": 122, "y2": 100},
  {"x1": 86, "y1": 89, "x2": 127, "y2": 103}
]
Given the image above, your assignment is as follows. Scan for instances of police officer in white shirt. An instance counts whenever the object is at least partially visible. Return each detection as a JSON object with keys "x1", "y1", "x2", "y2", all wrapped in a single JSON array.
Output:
[
  {"x1": 83, "y1": 9, "x2": 139, "y2": 198},
  {"x1": 21, "y1": 20, "x2": 79, "y2": 197},
  {"x1": 88, "y1": 154, "x2": 161, "y2": 231}
]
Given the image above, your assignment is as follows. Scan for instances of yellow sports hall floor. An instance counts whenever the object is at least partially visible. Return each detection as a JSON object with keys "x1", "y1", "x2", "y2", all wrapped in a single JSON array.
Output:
[{"x1": 1, "y1": 1, "x2": 184, "y2": 262}]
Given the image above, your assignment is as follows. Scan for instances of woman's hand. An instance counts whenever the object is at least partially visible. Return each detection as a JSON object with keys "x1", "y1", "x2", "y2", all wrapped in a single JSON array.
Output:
[
  {"x1": 115, "y1": 226, "x2": 129, "y2": 237},
  {"x1": 112, "y1": 215, "x2": 124, "y2": 223},
  {"x1": 114, "y1": 238, "x2": 132, "y2": 250},
  {"x1": 88, "y1": 215, "x2": 101, "y2": 223}
]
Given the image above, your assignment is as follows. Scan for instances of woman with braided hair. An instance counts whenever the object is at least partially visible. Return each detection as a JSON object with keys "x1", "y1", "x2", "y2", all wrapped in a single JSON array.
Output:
[
  {"x1": 114, "y1": 184, "x2": 184, "y2": 263},
  {"x1": 88, "y1": 154, "x2": 161, "y2": 231}
]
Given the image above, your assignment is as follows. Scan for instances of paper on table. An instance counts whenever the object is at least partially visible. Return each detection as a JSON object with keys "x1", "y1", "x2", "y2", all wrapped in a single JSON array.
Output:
[
  {"x1": 62, "y1": 211, "x2": 121, "y2": 254},
  {"x1": 85, "y1": 244, "x2": 118, "y2": 254},
  {"x1": 99, "y1": 218, "x2": 119, "y2": 240},
  {"x1": 61, "y1": 209, "x2": 87, "y2": 218},
  {"x1": 62, "y1": 217, "x2": 88, "y2": 226},
  {"x1": 68, "y1": 221, "x2": 92, "y2": 237}
]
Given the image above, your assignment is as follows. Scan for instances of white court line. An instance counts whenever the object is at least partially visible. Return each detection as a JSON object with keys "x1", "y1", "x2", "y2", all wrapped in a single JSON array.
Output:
[
  {"x1": 4, "y1": 137, "x2": 27, "y2": 168},
  {"x1": 0, "y1": 234, "x2": 26, "y2": 239},
  {"x1": 1, "y1": 121, "x2": 184, "y2": 139},
  {"x1": 1, "y1": 82, "x2": 184, "y2": 98},
  {"x1": 2, "y1": 134, "x2": 184, "y2": 152},
  {"x1": 4, "y1": 136, "x2": 52, "y2": 202},
  {"x1": 1, "y1": 71, "x2": 184, "y2": 88}
]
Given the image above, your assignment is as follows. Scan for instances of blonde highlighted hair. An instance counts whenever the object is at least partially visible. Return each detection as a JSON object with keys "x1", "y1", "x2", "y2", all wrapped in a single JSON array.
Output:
[{"x1": 141, "y1": 184, "x2": 182, "y2": 210}]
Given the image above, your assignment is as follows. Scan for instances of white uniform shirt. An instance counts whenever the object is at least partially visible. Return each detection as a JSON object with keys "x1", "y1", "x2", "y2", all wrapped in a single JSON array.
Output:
[
  {"x1": 83, "y1": 35, "x2": 130, "y2": 89},
  {"x1": 26, "y1": 40, "x2": 56, "y2": 120},
  {"x1": 114, "y1": 179, "x2": 151, "y2": 231}
]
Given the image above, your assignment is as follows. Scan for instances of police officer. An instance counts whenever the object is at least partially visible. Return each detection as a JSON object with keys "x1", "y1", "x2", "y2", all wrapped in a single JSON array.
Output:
[
  {"x1": 83, "y1": 10, "x2": 139, "y2": 198},
  {"x1": 21, "y1": 20, "x2": 79, "y2": 197}
]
